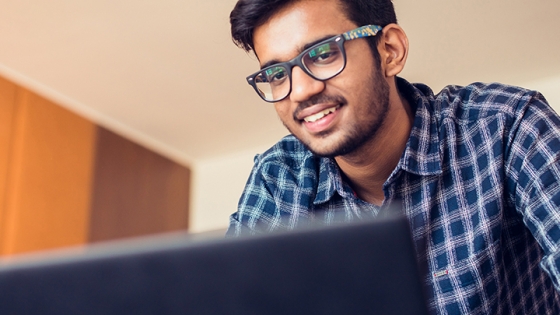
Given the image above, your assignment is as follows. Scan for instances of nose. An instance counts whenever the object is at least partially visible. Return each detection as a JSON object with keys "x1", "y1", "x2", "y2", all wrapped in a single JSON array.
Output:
[{"x1": 289, "y1": 66, "x2": 325, "y2": 103}]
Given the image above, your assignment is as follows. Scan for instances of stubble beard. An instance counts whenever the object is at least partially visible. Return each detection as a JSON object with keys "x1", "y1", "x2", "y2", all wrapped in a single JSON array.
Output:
[{"x1": 286, "y1": 69, "x2": 390, "y2": 158}]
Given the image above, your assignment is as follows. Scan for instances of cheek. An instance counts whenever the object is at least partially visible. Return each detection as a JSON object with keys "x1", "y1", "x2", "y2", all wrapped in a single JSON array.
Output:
[
  {"x1": 274, "y1": 103, "x2": 292, "y2": 121},
  {"x1": 333, "y1": 64, "x2": 376, "y2": 98},
  {"x1": 341, "y1": 45, "x2": 377, "y2": 85}
]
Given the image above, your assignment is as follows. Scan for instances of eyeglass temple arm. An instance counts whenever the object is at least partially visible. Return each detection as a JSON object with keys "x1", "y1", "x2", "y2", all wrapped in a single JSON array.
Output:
[{"x1": 342, "y1": 25, "x2": 383, "y2": 41}]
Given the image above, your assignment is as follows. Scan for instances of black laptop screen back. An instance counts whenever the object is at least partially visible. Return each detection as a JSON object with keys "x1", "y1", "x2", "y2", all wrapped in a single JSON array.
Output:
[{"x1": 0, "y1": 215, "x2": 429, "y2": 315}]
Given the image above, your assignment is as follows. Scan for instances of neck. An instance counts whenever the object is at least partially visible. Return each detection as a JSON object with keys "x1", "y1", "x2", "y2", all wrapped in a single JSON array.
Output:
[{"x1": 335, "y1": 83, "x2": 413, "y2": 205}]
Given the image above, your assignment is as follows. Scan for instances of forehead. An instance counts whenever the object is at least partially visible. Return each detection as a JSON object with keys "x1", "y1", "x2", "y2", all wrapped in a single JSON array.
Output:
[{"x1": 253, "y1": 0, "x2": 357, "y2": 66}]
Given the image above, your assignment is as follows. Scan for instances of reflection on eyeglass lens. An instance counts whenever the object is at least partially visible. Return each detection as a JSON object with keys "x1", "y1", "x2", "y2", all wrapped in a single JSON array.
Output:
[
  {"x1": 264, "y1": 67, "x2": 288, "y2": 86},
  {"x1": 307, "y1": 43, "x2": 339, "y2": 65}
]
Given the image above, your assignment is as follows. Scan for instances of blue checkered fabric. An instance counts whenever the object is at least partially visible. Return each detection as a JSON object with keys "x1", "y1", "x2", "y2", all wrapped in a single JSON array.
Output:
[{"x1": 227, "y1": 77, "x2": 560, "y2": 314}]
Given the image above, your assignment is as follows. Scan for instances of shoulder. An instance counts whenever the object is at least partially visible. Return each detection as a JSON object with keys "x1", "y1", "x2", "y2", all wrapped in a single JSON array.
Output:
[
  {"x1": 251, "y1": 135, "x2": 323, "y2": 187},
  {"x1": 432, "y1": 82, "x2": 549, "y2": 123},
  {"x1": 255, "y1": 134, "x2": 313, "y2": 166}
]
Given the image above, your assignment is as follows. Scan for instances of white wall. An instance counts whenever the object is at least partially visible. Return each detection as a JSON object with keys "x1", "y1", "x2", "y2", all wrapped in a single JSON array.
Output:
[{"x1": 189, "y1": 145, "x2": 271, "y2": 233}]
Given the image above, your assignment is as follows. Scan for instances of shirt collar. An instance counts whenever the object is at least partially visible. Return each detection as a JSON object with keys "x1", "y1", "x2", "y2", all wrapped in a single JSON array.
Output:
[
  {"x1": 314, "y1": 157, "x2": 347, "y2": 205},
  {"x1": 396, "y1": 77, "x2": 443, "y2": 176},
  {"x1": 313, "y1": 77, "x2": 443, "y2": 205}
]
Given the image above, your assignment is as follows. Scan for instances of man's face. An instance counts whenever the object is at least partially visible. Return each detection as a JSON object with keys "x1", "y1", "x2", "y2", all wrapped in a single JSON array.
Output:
[{"x1": 253, "y1": 0, "x2": 391, "y2": 157}]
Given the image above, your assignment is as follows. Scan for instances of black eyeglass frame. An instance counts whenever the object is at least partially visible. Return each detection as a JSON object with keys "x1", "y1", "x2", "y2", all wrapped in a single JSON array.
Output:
[{"x1": 246, "y1": 24, "x2": 383, "y2": 103}]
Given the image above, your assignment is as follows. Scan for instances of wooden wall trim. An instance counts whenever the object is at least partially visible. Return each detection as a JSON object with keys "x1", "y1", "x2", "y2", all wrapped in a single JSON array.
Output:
[
  {"x1": 0, "y1": 77, "x2": 18, "y2": 249},
  {"x1": 0, "y1": 74, "x2": 191, "y2": 256},
  {"x1": 88, "y1": 127, "x2": 190, "y2": 242},
  {"x1": 0, "y1": 87, "x2": 96, "y2": 255}
]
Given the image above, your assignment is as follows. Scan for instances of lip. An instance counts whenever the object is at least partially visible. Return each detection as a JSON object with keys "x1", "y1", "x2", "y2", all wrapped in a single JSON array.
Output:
[
  {"x1": 298, "y1": 104, "x2": 343, "y2": 134},
  {"x1": 296, "y1": 103, "x2": 341, "y2": 121}
]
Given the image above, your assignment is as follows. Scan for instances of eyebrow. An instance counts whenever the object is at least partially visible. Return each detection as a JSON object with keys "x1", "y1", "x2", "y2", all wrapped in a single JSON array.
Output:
[{"x1": 259, "y1": 34, "x2": 337, "y2": 70}]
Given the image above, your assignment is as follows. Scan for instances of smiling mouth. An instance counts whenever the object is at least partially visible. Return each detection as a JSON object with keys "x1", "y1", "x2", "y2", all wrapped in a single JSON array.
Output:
[{"x1": 303, "y1": 105, "x2": 341, "y2": 123}]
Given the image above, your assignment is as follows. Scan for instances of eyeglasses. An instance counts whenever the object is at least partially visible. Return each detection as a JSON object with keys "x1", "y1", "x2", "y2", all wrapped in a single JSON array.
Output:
[{"x1": 246, "y1": 25, "x2": 383, "y2": 103}]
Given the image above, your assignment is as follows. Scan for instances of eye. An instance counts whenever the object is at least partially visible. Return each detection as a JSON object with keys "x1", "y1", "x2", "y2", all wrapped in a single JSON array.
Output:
[
  {"x1": 307, "y1": 43, "x2": 340, "y2": 65},
  {"x1": 265, "y1": 67, "x2": 288, "y2": 86}
]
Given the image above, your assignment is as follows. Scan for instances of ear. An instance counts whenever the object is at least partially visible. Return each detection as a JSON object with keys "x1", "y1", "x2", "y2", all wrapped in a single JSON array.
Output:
[{"x1": 377, "y1": 24, "x2": 409, "y2": 78}]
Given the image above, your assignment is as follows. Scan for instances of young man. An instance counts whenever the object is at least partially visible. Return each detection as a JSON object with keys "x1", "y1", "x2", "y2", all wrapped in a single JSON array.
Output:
[{"x1": 227, "y1": 0, "x2": 560, "y2": 313}]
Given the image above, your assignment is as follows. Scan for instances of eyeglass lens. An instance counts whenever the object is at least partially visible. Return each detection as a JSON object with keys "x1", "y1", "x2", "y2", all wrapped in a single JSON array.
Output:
[{"x1": 254, "y1": 41, "x2": 344, "y2": 101}]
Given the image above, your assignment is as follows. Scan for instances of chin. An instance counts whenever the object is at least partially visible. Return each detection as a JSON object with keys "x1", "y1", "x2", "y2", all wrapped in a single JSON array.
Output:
[
  {"x1": 301, "y1": 126, "x2": 381, "y2": 158},
  {"x1": 309, "y1": 145, "x2": 354, "y2": 159},
  {"x1": 300, "y1": 135, "x2": 355, "y2": 158}
]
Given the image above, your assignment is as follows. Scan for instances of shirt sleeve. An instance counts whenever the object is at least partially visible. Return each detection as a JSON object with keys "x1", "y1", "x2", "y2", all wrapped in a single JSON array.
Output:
[
  {"x1": 225, "y1": 154, "x2": 280, "y2": 237},
  {"x1": 505, "y1": 90, "x2": 560, "y2": 291}
]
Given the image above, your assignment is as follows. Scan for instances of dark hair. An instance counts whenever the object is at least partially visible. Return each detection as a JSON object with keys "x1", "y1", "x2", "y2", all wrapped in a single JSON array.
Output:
[{"x1": 230, "y1": 0, "x2": 397, "y2": 63}]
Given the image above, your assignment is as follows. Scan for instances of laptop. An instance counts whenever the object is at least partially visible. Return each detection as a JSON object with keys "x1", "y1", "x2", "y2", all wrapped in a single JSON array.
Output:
[{"x1": 0, "y1": 214, "x2": 430, "y2": 315}]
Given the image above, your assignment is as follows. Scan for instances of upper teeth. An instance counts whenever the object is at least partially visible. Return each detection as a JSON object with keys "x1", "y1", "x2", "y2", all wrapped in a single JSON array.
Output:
[{"x1": 303, "y1": 106, "x2": 339, "y2": 123}]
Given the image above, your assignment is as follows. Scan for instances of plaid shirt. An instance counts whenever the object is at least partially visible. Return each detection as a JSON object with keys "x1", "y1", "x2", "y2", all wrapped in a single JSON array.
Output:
[{"x1": 227, "y1": 78, "x2": 560, "y2": 314}]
